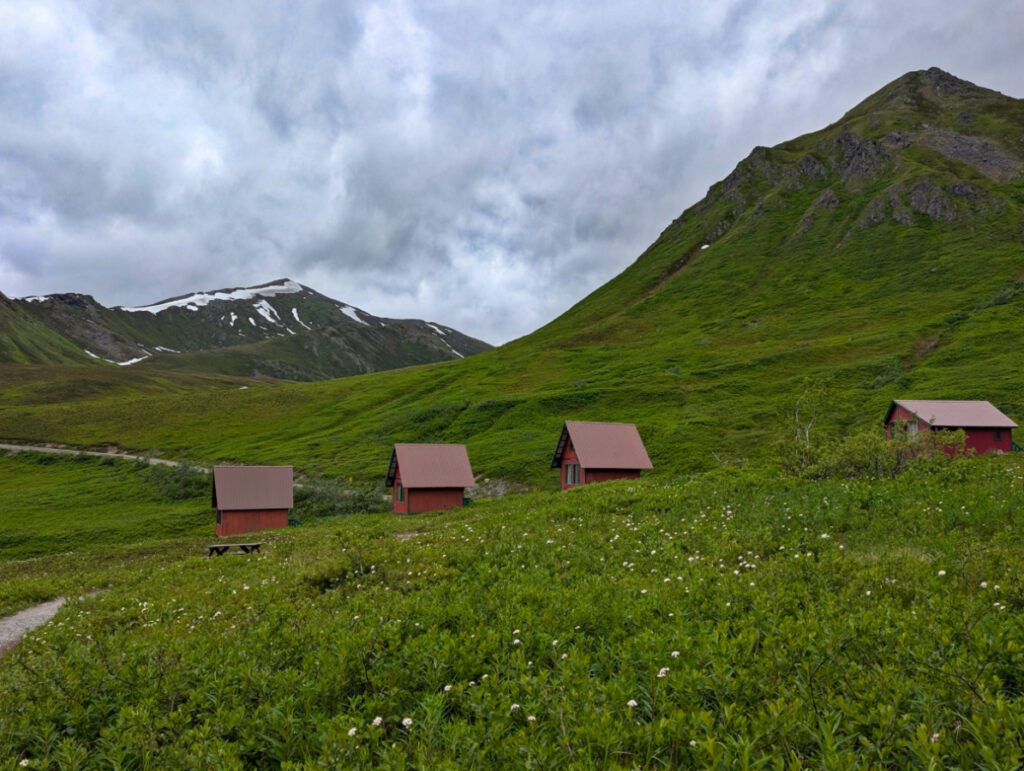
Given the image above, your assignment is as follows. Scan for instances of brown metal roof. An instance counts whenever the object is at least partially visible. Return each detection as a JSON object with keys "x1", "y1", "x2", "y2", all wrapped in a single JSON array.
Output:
[
  {"x1": 385, "y1": 444, "x2": 476, "y2": 488},
  {"x1": 212, "y1": 465, "x2": 294, "y2": 511},
  {"x1": 887, "y1": 400, "x2": 1018, "y2": 429},
  {"x1": 551, "y1": 421, "x2": 654, "y2": 470}
]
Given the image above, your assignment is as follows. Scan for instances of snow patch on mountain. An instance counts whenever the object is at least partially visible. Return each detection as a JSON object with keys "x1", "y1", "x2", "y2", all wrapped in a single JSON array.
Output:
[
  {"x1": 84, "y1": 349, "x2": 151, "y2": 366},
  {"x1": 120, "y1": 280, "x2": 303, "y2": 314},
  {"x1": 253, "y1": 299, "x2": 282, "y2": 325},
  {"x1": 291, "y1": 307, "x2": 312, "y2": 330},
  {"x1": 426, "y1": 322, "x2": 448, "y2": 336},
  {"x1": 339, "y1": 304, "x2": 369, "y2": 326}
]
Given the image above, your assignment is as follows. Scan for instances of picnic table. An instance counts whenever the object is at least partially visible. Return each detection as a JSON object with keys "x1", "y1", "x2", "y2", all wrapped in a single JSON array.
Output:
[{"x1": 207, "y1": 543, "x2": 262, "y2": 557}]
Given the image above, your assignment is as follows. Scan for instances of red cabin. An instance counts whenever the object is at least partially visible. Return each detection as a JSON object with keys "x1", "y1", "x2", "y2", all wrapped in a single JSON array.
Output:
[
  {"x1": 212, "y1": 465, "x2": 293, "y2": 536},
  {"x1": 884, "y1": 400, "x2": 1017, "y2": 455},
  {"x1": 551, "y1": 420, "x2": 653, "y2": 490},
  {"x1": 385, "y1": 444, "x2": 475, "y2": 514}
]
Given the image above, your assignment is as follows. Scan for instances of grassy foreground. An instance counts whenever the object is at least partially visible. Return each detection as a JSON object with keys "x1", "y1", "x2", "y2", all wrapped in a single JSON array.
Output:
[
  {"x1": 0, "y1": 452, "x2": 383, "y2": 617},
  {"x1": 0, "y1": 452, "x2": 212, "y2": 617},
  {"x1": 3, "y1": 456, "x2": 1024, "y2": 767}
]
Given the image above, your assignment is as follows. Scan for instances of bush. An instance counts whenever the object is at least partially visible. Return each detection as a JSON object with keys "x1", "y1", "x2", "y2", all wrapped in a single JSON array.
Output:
[
  {"x1": 293, "y1": 476, "x2": 387, "y2": 519},
  {"x1": 779, "y1": 427, "x2": 968, "y2": 479},
  {"x1": 147, "y1": 463, "x2": 209, "y2": 501}
]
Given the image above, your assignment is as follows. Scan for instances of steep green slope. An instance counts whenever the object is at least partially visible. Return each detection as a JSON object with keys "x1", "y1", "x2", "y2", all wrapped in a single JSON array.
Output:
[
  {"x1": 0, "y1": 293, "x2": 91, "y2": 365},
  {"x1": 1, "y1": 68, "x2": 1022, "y2": 483}
]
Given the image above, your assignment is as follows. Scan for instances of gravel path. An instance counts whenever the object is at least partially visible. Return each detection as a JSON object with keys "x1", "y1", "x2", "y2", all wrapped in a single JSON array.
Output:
[
  {"x1": 0, "y1": 597, "x2": 66, "y2": 656},
  {"x1": 0, "y1": 442, "x2": 197, "y2": 469}
]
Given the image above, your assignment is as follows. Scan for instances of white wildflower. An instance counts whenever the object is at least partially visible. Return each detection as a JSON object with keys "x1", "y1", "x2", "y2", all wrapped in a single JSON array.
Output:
[{"x1": 402, "y1": 717, "x2": 413, "y2": 728}]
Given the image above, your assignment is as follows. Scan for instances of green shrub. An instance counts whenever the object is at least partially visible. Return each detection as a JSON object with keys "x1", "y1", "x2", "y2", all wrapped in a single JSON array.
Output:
[
  {"x1": 147, "y1": 463, "x2": 209, "y2": 501},
  {"x1": 779, "y1": 426, "x2": 969, "y2": 479},
  {"x1": 293, "y1": 476, "x2": 387, "y2": 519}
]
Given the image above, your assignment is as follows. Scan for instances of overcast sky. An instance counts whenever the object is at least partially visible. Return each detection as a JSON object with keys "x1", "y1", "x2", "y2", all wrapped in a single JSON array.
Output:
[{"x1": 1, "y1": 1, "x2": 1021, "y2": 343}]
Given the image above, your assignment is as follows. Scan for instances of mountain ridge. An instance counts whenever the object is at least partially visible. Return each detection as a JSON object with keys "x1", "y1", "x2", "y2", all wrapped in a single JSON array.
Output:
[{"x1": 7, "y1": 278, "x2": 491, "y2": 380}]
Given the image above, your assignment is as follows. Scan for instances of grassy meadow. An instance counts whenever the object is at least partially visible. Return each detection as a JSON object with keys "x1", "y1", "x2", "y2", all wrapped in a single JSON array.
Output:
[
  {"x1": 0, "y1": 451, "x2": 383, "y2": 617},
  {"x1": 0, "y1": 452, "x2": 213, "y2": 617},
  {"x1": 3, "y1": 454, "x2": 1024, "y2": 766}
]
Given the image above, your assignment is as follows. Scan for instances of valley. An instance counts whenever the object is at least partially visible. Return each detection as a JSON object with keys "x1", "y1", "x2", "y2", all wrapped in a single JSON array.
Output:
[{"x1": 3, "y1": 66, "x2": 1024, "y2": 767}]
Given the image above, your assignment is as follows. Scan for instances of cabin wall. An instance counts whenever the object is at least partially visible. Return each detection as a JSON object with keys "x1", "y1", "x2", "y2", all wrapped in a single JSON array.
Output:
[
  {"x1": 886, "y1": 405, "x2": 928, "y2": 438},
  {"x1": 216, "y1": 509, "x2": 288, "y2": 537},
  {"x1": 560, "y1": 442, "x2": 580, "y2": 490},
  {"x1": 392, "y1": 466, "x2": 408, "y2": 513},
  {"x1": 962, "y1": 428, "x2": 1012, "y2": 455},
  {"x1": 585, "y1": 469, "x2": 642, "y2": 485},
  {"x1": 404, "y1": 487, "x2": 464, "y2": 514}
]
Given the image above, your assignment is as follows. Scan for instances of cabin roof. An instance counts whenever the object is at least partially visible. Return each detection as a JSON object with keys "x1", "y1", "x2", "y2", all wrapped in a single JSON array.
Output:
[
  {"x1": 212, "y1": 465, "x2": 294, "y2": 511},
  {"x1": 386, "y1": 443, "x2": 476, "y2": 488},
  {"x1": 551, "y1": 421, "x2": 654, "y2": 470},
  {"x1": 886, "y1": 400, "x2": 1018, "y2": 429}
]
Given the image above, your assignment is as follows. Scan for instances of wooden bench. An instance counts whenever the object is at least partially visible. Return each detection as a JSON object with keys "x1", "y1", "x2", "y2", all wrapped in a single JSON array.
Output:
[{"x1": 207, "y1": 543, "x2": 262, "y2": 557}]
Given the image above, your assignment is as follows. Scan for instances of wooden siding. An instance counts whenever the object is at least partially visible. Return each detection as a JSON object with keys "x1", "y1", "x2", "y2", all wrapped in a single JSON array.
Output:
[
  {"x1": 403, "y1": 487, "x2": 465, "y2": 514},
  {"x1": 216, "y1": 509, "x2": 288, "y2": 537},
  {"x1": 585, "y1": 469, "x2": 642, "y2": 485}
]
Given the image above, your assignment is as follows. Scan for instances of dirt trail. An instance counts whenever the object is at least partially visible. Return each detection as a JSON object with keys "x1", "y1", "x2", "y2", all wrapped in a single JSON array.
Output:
[
  {"x1": 0, "y1": 442, "x2": 197, "y2": 469},
  {"x1": 0, "y1": 597, "x2": 66, "y2": 656}
]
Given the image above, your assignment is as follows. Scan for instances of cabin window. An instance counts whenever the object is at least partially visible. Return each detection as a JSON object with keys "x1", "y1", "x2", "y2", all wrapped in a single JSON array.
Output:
[
  {"x1": 216, "y1": 509, "x2": 221, "y2": 525},
  {"x1": 995, "y1": 430, "x2": 1003, "y2": 442},
  {"x1": 906, "y1": 422, "x2": 919, "y2": 438},
  {"x1": 565, "y1": 463, "x2": 580, "y2": 486},
  {"x1": 397, "y1": 483, "x2": 404, "y2": 502}
]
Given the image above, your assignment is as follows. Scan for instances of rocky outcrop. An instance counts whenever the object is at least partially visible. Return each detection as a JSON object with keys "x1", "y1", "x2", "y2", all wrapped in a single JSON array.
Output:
[
  {"x1": 908, "y1": 180, "x2": 958, "y2": 221},
  {"x1": 919, "y1": 128, "x2": 1022, "y2": 182},
  {"x1": 835, "y1": 131, "x2": 892, "y2": 180}
]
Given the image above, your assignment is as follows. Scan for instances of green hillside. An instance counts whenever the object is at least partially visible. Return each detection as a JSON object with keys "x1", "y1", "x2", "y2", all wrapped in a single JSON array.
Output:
[
  {"x1": 0, "y1": 293, "x2": 91, "y2": 366},
  {"x1": 1, "y1": 68, "x2": 1022, "y2": 484}
]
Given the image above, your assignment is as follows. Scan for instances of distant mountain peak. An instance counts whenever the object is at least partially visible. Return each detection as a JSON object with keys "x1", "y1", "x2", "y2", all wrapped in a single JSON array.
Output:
[
  {"x1": 841, "y1": 67, "x2": 1012, "y2": 124},
  {"x1": 7, "y1": 277, "x2": 491, "y2": 379},
  {"x1": 118, "y1": 278, "x2": 306, "y2": 314}
]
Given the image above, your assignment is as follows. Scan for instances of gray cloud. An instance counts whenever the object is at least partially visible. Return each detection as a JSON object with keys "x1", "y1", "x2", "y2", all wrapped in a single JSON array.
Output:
[{"x1": 1, "y1": 0, "x2": 1021, "y2": 342}]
